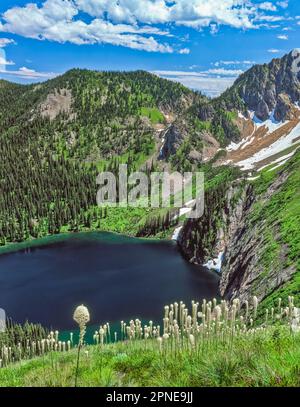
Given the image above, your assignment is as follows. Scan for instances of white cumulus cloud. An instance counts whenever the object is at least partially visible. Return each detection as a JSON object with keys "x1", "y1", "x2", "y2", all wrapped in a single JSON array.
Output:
[
  {"x1": 0, "y1": 55, "x2": 14, "y2": 65},
  {"x1": 258, "y1": 2, "x2": 277, "y2": 12},
  {"x1": 179, "y1": 48, "x2": 190, "y2": 54},
  {"x1": 276, "y1": 1, "x2": 289, "y2": 9},
  {"x1": 277, "y1": 34, "x2": 288, "y2": 40},
  {"x1": 0, "y1": 38, "x2": 16, "y2": 48},
  {"x1": 0, "y1": 0, "x2": 284, "y2": 53},
  {"x1": 0, "y1": 66, "x2": 57, "y2": 80},
  {"x1": 152, "y1": 66, "x2": 244, "y2": 97}
]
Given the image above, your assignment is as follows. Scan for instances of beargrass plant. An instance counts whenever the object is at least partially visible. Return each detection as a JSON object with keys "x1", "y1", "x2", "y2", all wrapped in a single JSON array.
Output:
[{"x1": 73, "y1": 304, "x2": 90, "y2": 387}]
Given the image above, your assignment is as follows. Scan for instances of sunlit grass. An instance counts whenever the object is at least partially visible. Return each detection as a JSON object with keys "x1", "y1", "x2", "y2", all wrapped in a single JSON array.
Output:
[{"x1": 0, "y1": 295, "x2": 299, "y2": 387}]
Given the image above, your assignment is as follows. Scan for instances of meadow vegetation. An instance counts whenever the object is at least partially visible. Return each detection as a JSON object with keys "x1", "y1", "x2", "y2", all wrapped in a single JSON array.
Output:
[{"x1": 0, "y1": 295, "x2": 299, "y2": 387}]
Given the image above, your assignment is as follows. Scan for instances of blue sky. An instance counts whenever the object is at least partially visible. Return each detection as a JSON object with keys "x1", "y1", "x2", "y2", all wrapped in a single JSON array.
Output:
[{"x1": 0, "y1": 0, "x2": 299, "y2": 96}]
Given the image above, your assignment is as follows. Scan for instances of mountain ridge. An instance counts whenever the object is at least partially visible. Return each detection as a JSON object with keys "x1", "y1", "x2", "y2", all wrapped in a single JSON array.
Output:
[{"x1": 0, "y1": 51, "x2": 299, "y2": 306}]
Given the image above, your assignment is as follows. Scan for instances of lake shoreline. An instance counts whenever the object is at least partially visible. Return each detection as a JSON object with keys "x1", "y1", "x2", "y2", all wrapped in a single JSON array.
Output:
[{"x1": 0, "y1": 230, "x2": 165, "y2": 256}]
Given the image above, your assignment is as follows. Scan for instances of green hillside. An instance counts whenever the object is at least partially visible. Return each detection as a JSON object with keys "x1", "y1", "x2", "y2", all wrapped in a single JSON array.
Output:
[{"x1": 0, "y1": 296, "x2": 299, "y2": 387}]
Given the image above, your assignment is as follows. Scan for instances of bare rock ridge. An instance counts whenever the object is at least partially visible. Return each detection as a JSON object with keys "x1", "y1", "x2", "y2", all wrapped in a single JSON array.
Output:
[
  {"x1": 40, "y1": 88, "x2": 72, "y2": 121},
  {"x1": 220, "y1": 49, "x2": 300, "y2": 122}
]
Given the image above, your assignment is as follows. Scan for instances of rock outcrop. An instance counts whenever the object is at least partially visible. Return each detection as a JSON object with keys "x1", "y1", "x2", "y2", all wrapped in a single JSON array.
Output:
[
  {"x1": 220, "y1": 49, "x2": 300, "y2": 122},
  {"x1": 160, "y1": 123, "x2": 185, "y2": 159}
]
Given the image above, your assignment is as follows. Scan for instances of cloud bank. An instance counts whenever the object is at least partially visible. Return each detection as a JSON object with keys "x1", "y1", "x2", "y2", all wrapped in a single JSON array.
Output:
[
  {"x1": 152, "y1": 67, "x2": 243, "y2": 97},
  {"x1": 0, "y1": 0, "x2": 285, "y2": 53}
]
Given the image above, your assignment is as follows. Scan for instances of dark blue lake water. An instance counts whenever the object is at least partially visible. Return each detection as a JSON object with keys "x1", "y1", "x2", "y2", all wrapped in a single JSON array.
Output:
[{"x1": 0, "y1": 232, "x2": 219, "y2": 330}]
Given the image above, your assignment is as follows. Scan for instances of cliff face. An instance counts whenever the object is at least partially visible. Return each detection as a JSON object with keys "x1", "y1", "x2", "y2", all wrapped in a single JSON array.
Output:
[
  {"x1": 178, "y1": 178, "x2": 249, "y2": 266},
  {"x1": 179, "y1": 149, "x2": 300, "y2": 304},
  {"x1": 220, "y1": 170, "x2": 295, "y2": 303}
]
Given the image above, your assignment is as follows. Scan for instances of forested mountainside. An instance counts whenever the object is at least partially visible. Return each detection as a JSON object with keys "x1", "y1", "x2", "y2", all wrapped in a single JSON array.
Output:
[{"x1": 0, "y1": 69, "x2": 240, "y2": 245}]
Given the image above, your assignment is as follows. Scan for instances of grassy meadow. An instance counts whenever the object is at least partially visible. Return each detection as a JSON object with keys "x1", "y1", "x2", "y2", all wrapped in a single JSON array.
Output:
[{"x1": 1, "y1": 296, "x2": 299, "y2": 387}]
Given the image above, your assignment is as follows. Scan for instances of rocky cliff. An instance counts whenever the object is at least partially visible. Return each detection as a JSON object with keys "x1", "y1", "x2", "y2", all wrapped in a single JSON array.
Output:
[
  {"x1": 218, "y1": 49, "x2": 300, "y2": 122},
  {"x1": 179, "y1": 149, "x2": 300, "y2": 305}
]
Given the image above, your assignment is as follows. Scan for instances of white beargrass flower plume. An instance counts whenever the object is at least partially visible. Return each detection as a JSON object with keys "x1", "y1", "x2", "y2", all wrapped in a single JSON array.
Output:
[
  {"x1": 189, "y1": 334, "x2": 195, "y2": 350},
  {"x1": 73, "y1": 305, "x2": 90, "y2": 346},
  {"x1": 278, "y1": 298, "x2": 282, "y2": 314},
  {"x1": 73, "y1": 304, "x2": 90, "y2": 387},
  {"x1": 174, "y1": 302, "x2": 179, "y2": 322},
  {"x1": 244, "y1": 300, "x2": 249, "y2": 321},
  {"x1": 253, "y1": 296, "x2": 258, "y2": 319}
]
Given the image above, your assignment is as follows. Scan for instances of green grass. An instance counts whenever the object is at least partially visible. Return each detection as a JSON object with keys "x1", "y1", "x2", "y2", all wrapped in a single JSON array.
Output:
[
  {"x1": 1, "y1": 326, "x2": 299, "y2": 387},
  {"x1": 140, "y1": 107, "x2": 165, "y2": 124}
]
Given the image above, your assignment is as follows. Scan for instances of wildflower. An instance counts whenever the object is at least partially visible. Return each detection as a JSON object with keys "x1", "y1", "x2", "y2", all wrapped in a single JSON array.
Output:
[
  {"x1": 99, "y1": 327, "x2": 105, "y2": 345},
  {"x1": 73, "y1": 305, "x2": 90, "y2": 346},
  {"x1": 174, "y1": 302, "x2": 179, "y2": 322},
  {"x1": 73, "y1": 304, "x2": 90, "y2": 387},
  {"x1": 253, "y1": 296, "x2": 258, "y2": 319},
  {"x1": 278, "y1": 298, "x2": 282, "y2": 314},
  {"x1": 291, "y1": 308, "x2": 300, "y2": 333},
  {"x1": 189, "y1": 334, "x2": 195, "y2": 349},
  {"x1": 244, "y1": 300, "x2": 249, "y2": 321},
  {"x1": 214, "y1": 306, "x2": 222, "y2": 322}
]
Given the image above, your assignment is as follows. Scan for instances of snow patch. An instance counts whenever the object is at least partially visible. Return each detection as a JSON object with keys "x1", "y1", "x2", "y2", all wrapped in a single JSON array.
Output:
[
  {"x1": 247, "y1": 176, "x2": 260, "y2": 181},
  {"x1": 238, "y1": 111, "x2": 247, "y2": 119},
  {"x1": 267, "y1": 157, "x2": 291, "y2": 172},
  {"x1": 250, "y1": 110, "x2": 287, "y2": 134},
  {"x1": 236, "y1": 121, "x2": 300, "y2": 170},
  {"x1": 241, "y1": 136, "x2": 255, "y2": 150},
  {"x1": 257, "y1": 150, "x2": 297, "y2": 172},
  {"x1": 227, "y1": 110, "x2": 288, "y2": 154},
  {"x1": 172, "y1": 226, "x2": 183, "y2": 241},
  {"x1": 203, "y1": 252, "x2": 224, "y2": 273},
  {"x1": 172, "y1": 200, "x2": 195, "y2": 221}
]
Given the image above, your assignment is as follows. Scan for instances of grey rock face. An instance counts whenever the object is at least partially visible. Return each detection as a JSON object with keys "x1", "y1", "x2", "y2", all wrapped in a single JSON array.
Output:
[
  {"x1": 159, "y1": 124, "x2": 184, "y2": 159},
  {"x1": 179, "y1": 166, "x2": 297, "y2": 304},
  {"x1": 220, "y1": 171, "x2": 295, "y2": 303},
  {"x1": 274, "y1": 93, "x2": 295, "y2": 122},
  {"x1": 256, "y1": 100, "x2": 270, "y2": 121},
  {"x1": 232, "y1": 50, "x2": 300, "y2": 121}
]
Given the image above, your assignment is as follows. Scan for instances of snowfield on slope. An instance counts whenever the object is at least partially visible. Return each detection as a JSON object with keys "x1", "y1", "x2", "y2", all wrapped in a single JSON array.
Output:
[{"x1": 234, "y1": 121, "x2": 300, "y2": 171}]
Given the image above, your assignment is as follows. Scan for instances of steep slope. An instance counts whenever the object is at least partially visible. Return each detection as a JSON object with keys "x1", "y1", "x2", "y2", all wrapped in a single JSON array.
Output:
[
  {"x1": 179, "y1": 148, "x2": 300, "y2": 305},
  {"x1": 177, "y1": 50, "x2": 300, "y2": 306},
  {"x1": 220, "y1": 150, "x2": 300, "y2": 304}
]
